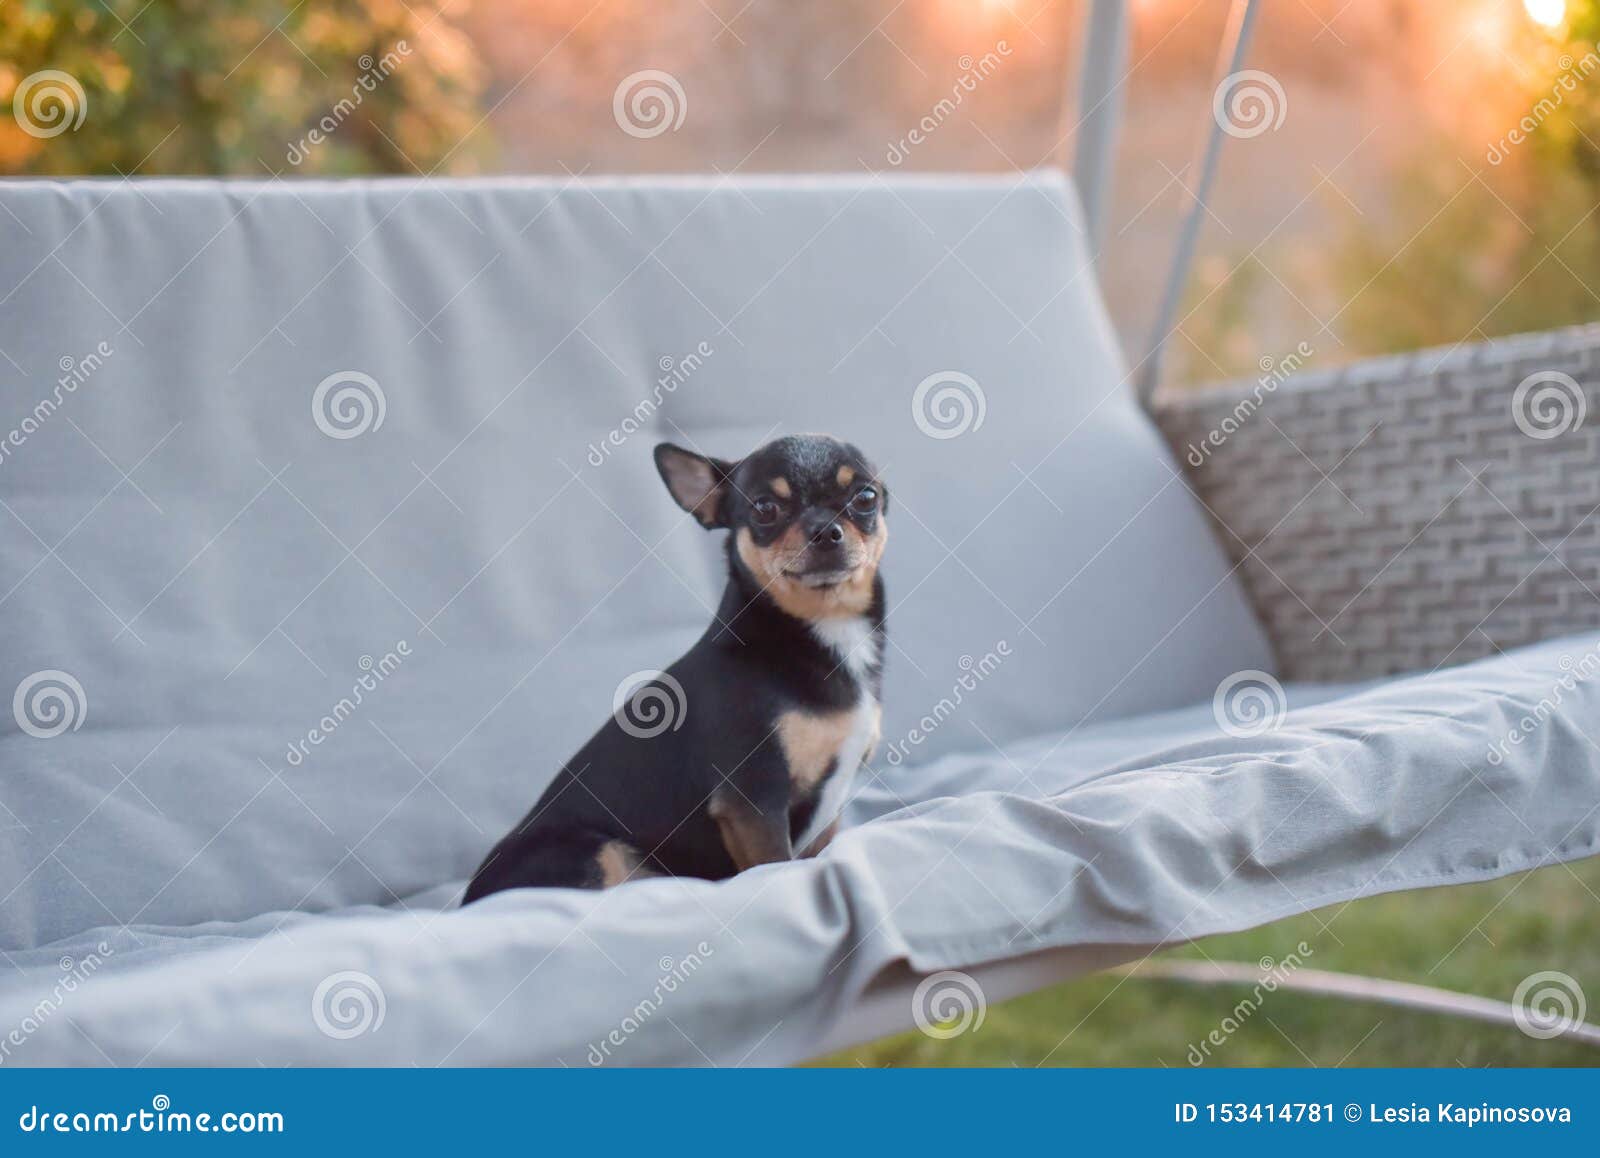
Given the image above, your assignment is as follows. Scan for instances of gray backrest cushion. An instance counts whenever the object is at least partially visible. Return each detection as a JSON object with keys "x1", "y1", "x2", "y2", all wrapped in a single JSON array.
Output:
[{"x1": 0, "y1": 173, "x2": 1271, "y2": 946}]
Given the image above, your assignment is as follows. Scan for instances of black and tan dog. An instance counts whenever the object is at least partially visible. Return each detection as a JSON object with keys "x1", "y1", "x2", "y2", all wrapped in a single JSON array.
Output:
[{"x1": 462, "y1": 434, "x2": 887, "y2": 901}]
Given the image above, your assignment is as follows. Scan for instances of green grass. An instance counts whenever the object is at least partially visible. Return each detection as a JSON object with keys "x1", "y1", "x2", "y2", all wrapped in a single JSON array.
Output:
[{"x1": 817, "y1": 858, "x2": 1600, "y2": 1067}]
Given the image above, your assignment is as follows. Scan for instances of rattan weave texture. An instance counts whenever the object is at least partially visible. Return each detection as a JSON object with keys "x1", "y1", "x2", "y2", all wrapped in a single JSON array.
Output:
[{"x1": 1153, "y1": 324, "x2": 1600, "y2": 681}]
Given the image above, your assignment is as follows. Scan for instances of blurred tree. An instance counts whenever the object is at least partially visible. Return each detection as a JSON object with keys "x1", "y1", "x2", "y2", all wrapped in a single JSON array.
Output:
[
  {"x1": 1171, "y1": 2, "x2": 1600, "y2": 379},
  {"x1": 1319, "y1": 1, "x2": 1600, "y2": 357},
  {"x1": 0, "y1": 0, "x2": 489, "y2": 176}
]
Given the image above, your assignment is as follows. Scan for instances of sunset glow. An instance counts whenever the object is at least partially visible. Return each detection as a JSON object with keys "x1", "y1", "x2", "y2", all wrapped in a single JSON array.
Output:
[{"x1": 1524, "y1": 0, "x2": 1566, "y2": 28}]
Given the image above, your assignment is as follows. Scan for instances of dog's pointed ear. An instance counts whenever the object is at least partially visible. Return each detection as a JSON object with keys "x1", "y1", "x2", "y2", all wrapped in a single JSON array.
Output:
[{"x1": 654, "y1": 443, "x2": 734, "y2": 529}]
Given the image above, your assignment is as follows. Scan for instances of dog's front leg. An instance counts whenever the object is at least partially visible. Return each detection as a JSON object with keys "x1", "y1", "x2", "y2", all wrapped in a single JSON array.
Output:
[
  {"x1": 799, "y1": 819, "x2": 839, "y2": 859},
  {"x1": 708, "y1": 790, "x2": 794, "y2": 871}
]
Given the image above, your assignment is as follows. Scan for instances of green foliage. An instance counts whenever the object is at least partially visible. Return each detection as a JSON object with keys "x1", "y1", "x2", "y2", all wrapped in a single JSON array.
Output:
[
  {"x1": 1325, "y1": 4, "x2": 1600, "y2": 358},
  {"x1": 1179, "y1": 2, "x2": 1600, "y2": 376},
  {"x1": 0, "y1": 0, "x2": 489, "y2": 176},
  {"x1": 1327, "y1": 143, "x2": 1600, "y2": 358}
]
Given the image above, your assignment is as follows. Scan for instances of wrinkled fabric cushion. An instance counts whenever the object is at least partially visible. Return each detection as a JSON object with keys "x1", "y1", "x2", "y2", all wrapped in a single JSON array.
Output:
[
  {"x1": 0, "y1": 174, "x2": 1268, "y2": 947},
  {"x1": 2, "y1": 635, "x2": 1597, "y2": 1065}
]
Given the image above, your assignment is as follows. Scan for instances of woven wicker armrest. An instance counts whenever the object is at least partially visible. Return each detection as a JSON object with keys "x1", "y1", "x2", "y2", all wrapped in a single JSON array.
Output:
[{"x1": 1151, "y1": 324, "x2": 1600, "y2": 682}]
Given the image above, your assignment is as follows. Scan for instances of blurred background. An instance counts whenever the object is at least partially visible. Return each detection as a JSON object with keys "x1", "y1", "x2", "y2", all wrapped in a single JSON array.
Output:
[
  {"x1": 4, "y1": 0, "x2": 1598, "y2": 1065},
  {"x1": 8, "y1": 0, "x2": 1600, "y2": 388}
]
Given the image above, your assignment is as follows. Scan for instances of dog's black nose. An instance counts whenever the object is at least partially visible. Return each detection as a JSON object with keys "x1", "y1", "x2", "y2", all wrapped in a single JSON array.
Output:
[{"x1": 801, "y1": 511, "x2": 846, "y2": 550}]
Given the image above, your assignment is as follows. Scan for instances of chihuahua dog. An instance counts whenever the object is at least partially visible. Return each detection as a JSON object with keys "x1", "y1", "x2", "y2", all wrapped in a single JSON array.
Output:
[{"x1": 463, "y1": 434, "x2": 887, "y2": 901}]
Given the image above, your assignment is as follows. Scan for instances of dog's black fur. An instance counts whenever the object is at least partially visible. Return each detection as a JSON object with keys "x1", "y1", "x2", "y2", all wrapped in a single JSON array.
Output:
[{"x1": 462, "y1": 434, "x2": 887, "y2": 901}]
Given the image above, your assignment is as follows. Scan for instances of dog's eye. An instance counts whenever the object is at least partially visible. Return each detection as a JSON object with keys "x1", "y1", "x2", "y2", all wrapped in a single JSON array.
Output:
[
  {"x1": 850, "y1": 487, "x2": 878, "y2": 515},
  {"x1": 751, "y1": 498, "x2": 782, "y2": 526}
]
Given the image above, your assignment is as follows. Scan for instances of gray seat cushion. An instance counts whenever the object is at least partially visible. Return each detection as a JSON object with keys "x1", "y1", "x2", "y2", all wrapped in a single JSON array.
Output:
[
  {"x1": 0, "y1": 173, "x2": 1269, "y2": 947},
  {"x1": 3, "y1": 633, "x2": 1597, "y2": 1065}
]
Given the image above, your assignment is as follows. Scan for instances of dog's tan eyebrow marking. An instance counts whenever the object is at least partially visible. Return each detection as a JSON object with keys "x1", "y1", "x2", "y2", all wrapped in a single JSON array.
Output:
[
  {"x1": 836, "y1": 466, "x2": 855, "y2": 487},
  {"x1": 769, "y1": 477, "x2": 792, "y2": 498}
]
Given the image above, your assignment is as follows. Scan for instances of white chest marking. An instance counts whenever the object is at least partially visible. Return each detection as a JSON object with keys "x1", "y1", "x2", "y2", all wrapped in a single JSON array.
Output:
[
  {"x1": 797, "y1": 617, "x2": 881, "y2": 850},
  {"x1": 810, "y1": 616, "x2": 878, "y2": 684}
]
